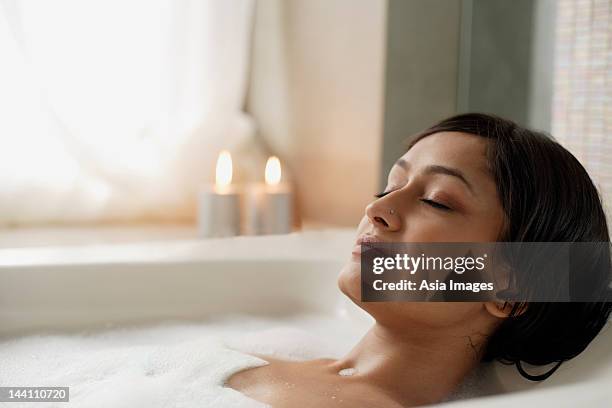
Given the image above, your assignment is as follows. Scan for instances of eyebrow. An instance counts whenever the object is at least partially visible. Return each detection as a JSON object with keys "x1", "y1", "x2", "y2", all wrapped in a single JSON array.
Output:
[{"x1": 394, "y1": 159, "x2": 475, "y2": 194}]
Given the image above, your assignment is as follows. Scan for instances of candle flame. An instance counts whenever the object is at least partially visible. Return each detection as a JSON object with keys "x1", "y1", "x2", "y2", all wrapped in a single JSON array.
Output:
[
  {"x1": 215, "y1": 150, "x2": 233, "y2": 188},
  {"x1": 265, "y1": 156, "x2": 282, "y2": 185}
]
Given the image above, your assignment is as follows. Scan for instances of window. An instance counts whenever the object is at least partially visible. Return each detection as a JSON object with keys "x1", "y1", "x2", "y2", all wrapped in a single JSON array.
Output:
[{"x1": 0, "y1": 0, "x2": 254, "y2": 224}]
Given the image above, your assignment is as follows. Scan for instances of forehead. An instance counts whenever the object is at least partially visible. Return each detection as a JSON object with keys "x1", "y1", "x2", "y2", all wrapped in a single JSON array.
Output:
[{"x1": 399, "y1": 131, "x2": 490, "y2": 175}]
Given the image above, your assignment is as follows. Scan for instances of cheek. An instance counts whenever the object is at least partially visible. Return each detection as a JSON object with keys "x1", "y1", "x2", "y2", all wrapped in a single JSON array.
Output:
[
  {"x1": 400, "y1": 218, "x2": 456, "y2": 242},
  {"x1": 402, "y1": 215, "x2": 497, "y2": 242}
]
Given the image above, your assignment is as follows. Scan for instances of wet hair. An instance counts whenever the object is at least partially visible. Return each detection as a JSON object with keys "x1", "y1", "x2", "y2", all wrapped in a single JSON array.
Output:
[{"x1": 408, "y1": 113, "x2": 612, "y2": 381}]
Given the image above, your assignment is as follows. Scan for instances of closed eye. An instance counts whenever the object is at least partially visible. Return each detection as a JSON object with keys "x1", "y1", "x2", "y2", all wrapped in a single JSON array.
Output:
[
  {"x1": 375, "y1": 191, "x2": 452, "y2": 211},
  {"x1": 420, "y1": 198, "x2": 451, "y2": 211}
]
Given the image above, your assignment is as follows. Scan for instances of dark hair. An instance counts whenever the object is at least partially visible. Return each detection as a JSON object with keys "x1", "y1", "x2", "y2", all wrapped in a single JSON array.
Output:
[{"x1": 408, "y1": 113, "x2": 612, "y2": 381}]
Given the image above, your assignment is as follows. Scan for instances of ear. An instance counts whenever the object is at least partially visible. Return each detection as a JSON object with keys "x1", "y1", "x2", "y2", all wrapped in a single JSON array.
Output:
[{"x1": 484, "y1": 301, "x2": 516, "y2": 318}]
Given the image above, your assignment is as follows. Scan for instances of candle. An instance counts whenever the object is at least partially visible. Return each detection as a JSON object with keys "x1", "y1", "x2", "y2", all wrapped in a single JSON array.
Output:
[
  {"x1": 197, "y1": 150, "x2": 241, "y2": 238},
  {"x1": 244, "y1": 156, "x2": 293, "y2": 235}
]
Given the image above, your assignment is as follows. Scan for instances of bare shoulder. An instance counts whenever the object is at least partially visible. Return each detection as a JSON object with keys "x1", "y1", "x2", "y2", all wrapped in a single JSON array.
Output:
[
  {"x1": 226, "y1": 355, "x2": 405, "y2": 408},
  {"x1": 225, "y1": 354, "x2": 291, "y2": 389},
  {"x1": 226, "y1": 354, "x2": 331, "y2": 391}
]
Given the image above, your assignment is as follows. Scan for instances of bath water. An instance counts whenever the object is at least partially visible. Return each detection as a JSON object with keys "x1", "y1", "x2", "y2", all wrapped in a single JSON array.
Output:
[{"x1": 0, "y1": 314, "x2": 489, "y2": 407}]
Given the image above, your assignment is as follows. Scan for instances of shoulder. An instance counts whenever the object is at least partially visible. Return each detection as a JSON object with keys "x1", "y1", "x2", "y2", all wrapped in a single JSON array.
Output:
[
  {"x1": 226, "y1": 355, "x2": 405, "y2": 408},
  {"x1": 226, "y1": 354, "x2": 328, "y2": 390}
]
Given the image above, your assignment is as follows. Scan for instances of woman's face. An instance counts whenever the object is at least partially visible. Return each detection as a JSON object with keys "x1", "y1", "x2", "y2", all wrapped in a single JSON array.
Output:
[{"x1": 338, "y1": 132, "x2": 506, "y2": 329}]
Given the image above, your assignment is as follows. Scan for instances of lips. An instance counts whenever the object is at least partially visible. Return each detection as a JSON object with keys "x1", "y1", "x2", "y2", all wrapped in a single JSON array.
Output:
[
  {"x1": 356, "y1": 234, "x2": 385, "y2": 245},
  {"x1": 352, "y1": 234, "x2": 386, "y2": 256}
]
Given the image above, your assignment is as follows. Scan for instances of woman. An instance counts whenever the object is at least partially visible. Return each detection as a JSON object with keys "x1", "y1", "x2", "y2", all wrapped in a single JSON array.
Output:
[{"x1": 227, "y1": 113, "x2": 612, "y2": 407}]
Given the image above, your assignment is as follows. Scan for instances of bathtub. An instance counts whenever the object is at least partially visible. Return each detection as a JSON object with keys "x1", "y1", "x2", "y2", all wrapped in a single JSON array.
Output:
[{"x1": 0, "y1": 229, "x2": 610, "y2": 406}]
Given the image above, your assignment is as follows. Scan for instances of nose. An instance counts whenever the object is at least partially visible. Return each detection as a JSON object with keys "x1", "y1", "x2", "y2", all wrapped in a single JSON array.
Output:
[{"x1": 365, "y1": 195, "x2": 401, "y2": 232}]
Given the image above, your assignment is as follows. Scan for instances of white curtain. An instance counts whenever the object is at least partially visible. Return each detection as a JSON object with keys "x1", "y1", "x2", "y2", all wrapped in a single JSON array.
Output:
[
  {"x1": 552, "y1": 0, "x2": 612, "y2": 219},
  {"x1": 0, "y1": 0, "x2": 255, "y2": 224}
]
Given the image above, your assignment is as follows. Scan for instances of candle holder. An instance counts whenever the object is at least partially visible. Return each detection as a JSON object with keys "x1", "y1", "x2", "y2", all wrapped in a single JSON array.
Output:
[
  {"x1": 197, "y1": 151, "x2": 241, "y2": 238},
  {"x1": 198, "y1": 186, "x2": 241, "y2": 238},
  {"x1": 244, "y1": 156, "x2": 293, "y2": 235}
]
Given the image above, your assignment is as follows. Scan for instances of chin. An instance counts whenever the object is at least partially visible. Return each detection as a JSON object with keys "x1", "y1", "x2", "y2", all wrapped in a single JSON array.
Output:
[
  {"x1": 337, "y1": 258, "x2": 467, "y2": 328},
  {"x1": 337, "y1": 260, "x2": 362, "y2": 305}
]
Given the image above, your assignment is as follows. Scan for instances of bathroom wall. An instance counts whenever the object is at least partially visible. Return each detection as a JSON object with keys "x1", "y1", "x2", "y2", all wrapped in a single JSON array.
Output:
[
  {"x1": 456, "y1": 0, "x2": 536, "y2": 126},
  {"x1": 246, "y1": 0, "x2": 560, "y2": 227},
  {"x1": 456, "y1": 0, "x2": 562, "y2": 132},
  {"x1": 527, "y1": 0, "x2": 557, "y2": 133},
  {"x1": 380, "y1": 0, "x2": 462, "y2": 189},
  {"x1": 246, "y1": 0, "x2": 387, "y2": 227}
]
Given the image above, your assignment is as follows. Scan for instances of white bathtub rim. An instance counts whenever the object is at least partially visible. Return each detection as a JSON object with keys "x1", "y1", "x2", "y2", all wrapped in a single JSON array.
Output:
[{"x1": 0, "y1": 229, "x2": 357, "y2": 268}]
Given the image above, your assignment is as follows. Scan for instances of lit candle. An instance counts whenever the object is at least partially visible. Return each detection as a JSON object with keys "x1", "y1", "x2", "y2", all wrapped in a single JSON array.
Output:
[
  {"x1": 197, "y1": 150, "x2": 241, "y2": 238},
  {"x1": 244, "y1": 156, "x2": 293, "y2": 235}
]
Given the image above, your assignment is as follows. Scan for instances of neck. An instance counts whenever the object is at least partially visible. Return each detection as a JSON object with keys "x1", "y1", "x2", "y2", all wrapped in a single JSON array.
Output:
[{"x1": 330, "y1": 321, "x2": 489, "y2": 405}]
